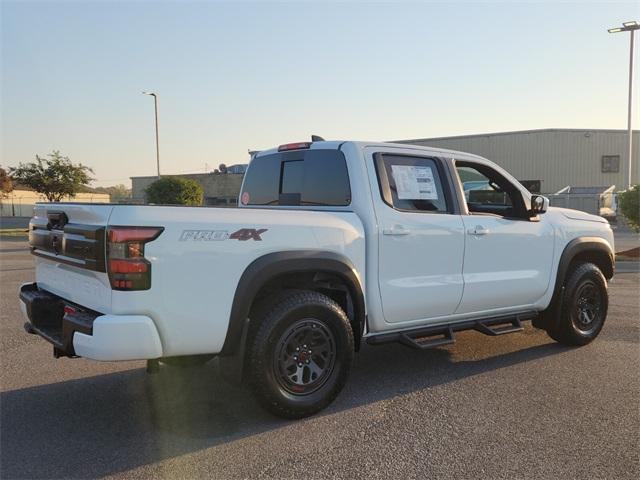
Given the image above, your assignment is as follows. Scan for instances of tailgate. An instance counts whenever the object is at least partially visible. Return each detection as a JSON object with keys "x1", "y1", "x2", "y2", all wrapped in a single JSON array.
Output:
[{"x1": 29, "y1": 203, "x2": 115, "y2": 313}]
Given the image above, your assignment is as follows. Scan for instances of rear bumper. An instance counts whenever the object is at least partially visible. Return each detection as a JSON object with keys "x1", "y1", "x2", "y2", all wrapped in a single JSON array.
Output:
[
  {"x1": 19, "y1": 283, "x2": 163, "y2": 361},
  {"x1": 73, "y1": 316, "x2": 162, "y2": 361}
]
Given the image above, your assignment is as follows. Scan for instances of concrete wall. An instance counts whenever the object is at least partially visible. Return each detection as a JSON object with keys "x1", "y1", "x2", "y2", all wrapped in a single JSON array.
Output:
[
  {"x1": 0, "y1": 190, "x2": 111, "y2": 217},
  {"x1": 398, "y1": 129, "x2": 640, "y2": 193},
  {"x1": 131, "y1": 173, "x2": 244, "y2": 205}
]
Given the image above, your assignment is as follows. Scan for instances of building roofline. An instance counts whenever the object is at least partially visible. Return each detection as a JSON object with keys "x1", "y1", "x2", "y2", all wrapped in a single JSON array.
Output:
[
  {"x1": 392, "y1": 128, "x2": 640, "y2": 144},
  {"x1": 130, "y1": 172, "x2": 244, "y2": 180}
]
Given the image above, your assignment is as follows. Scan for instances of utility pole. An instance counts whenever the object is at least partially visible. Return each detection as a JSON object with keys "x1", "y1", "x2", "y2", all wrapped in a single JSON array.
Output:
[
  {"x1": 142, "y1": 91, "x2": 161, "y2": 178},
  {"x1": 608, "y1": 21, "x2": 639, "y2": 189}
]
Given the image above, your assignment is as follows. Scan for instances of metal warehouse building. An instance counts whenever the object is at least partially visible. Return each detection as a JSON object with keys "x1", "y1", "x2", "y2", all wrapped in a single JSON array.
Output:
[{"x1": 397, "y1": 128, "x2": 639, "y2": 193}]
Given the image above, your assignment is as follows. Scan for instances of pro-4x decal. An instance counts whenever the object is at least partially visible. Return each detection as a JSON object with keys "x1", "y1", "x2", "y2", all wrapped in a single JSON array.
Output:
[
  {"x1": 179, "y1": 228, "x2": 268, "y2": 242},
  {"x1": 229, "y1": 228, "x2": 268, "y2": 241}
]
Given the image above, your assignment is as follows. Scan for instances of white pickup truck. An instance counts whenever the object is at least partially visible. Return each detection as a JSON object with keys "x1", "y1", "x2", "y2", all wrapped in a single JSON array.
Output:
[{"x1": 20, "y1": 140, "x2": 615, "y2": 418}]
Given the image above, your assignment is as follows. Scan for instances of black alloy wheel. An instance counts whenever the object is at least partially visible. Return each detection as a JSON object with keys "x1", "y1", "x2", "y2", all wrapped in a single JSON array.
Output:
[
  {"x1": 247, "y1": 290, "x2": 354, "y2": 419},
  {"x1": 546, "y1": 262, "x2": 608, "y2": 346},
  {"x1": 572, "y1": 280, "x2": 604, "y2": 335}
]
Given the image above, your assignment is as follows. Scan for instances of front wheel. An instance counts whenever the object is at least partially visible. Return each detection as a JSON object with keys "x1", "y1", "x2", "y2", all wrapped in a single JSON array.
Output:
[
  {"x1": 546, "y1": 262, "x2": 608, "y2": 346},
  {"x1": 246, "y1": 290, "x2": 354, "y2": 419}
]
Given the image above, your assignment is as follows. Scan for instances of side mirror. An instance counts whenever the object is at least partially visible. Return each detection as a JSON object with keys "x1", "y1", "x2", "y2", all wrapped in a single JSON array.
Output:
[{"x1": 530, "y1": 195, "x2": 549, "y2": 216}]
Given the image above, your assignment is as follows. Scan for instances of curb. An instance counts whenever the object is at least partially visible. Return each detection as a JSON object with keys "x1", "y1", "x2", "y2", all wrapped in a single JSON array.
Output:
[{"x1": 615, "y1": 261, "x2": 640, "y2": 273}]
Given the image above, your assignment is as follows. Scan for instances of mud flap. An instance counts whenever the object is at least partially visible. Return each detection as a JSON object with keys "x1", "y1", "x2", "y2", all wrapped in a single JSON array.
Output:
[{"x1": 218, "y1": 318, "x2": 250, "y2": 385}]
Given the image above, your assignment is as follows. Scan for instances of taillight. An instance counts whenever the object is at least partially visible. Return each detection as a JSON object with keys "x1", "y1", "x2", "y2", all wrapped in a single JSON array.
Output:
[
  {"x1": 278, "y1": 142, "x2": 312, "y2": 152},
  {"x1": 107, "y1": 226, "x2": 163, "y2": 291}
]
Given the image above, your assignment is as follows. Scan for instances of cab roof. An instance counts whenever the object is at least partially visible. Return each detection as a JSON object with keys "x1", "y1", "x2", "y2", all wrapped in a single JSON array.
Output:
[{"x1": 255, "y1": 140, "x2": 486, "y2": 162}]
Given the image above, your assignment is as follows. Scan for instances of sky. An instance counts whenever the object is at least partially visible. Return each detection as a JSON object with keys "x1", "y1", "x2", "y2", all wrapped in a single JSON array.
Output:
[{"x1": 1, "y1": 0, "x2": 639, "y2": 187}]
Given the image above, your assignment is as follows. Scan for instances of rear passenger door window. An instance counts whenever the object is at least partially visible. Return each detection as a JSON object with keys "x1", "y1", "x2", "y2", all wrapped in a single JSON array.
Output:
[{"x1": 374, "y1": 154, "x2": 450, "y2": 213}]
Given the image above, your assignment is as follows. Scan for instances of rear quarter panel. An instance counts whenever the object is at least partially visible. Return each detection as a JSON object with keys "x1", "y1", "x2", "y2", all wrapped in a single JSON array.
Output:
[{"x1": 108, "y1": 205, "x2": 365, "y2": 356}]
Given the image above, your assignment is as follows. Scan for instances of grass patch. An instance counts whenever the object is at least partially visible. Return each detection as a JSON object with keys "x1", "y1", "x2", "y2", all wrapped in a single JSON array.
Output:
[{"x1": 0, "y1": 228, "x2": 28, "y2": 237}]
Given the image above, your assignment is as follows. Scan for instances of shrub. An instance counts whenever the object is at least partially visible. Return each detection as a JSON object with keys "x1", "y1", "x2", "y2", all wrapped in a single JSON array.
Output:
[
  {"x1": 144, "y1": 177, "x2": 203, "y2": 206},
  {"x1": 0, "y1": 166, "x2": 13, "y2": 199},
  {"x1": 618, "y1": 184, "x2": 640, "y2": 232},
  {"x1": 10, "y1": 151, "x2": 93, "y2": 202}
]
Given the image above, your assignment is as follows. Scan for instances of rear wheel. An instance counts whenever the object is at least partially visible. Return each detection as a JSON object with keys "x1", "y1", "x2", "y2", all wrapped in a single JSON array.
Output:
[
  {"x1": 546, "y1": 262, "x2": 608, "y2": 346},
  {"x1": 246, "y1": 290, "x2": 354, "y2": 419}
]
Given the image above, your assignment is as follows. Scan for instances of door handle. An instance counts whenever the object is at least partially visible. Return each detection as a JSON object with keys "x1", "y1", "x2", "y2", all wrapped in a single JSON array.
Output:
[
  {"x1": 383, "y1": 225, "x2": 410, "y2": 236},
  {"x1": 467, "y1": 225, "x2": 490, "y2": 236}
]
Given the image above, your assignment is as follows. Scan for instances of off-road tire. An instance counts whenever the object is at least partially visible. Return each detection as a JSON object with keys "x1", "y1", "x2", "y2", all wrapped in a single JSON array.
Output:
[
  {"x1": 246, "y1": 290, "x2": 354, "y2": 419},
  {"x1": 546, "y1": 262, "x2": 608, "y2": 346}
]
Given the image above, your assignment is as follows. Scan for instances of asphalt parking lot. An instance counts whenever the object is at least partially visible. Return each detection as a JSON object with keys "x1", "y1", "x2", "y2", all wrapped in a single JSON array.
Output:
[{"x1": 1, "y1": 238, "x2": 638, "y2": 479}]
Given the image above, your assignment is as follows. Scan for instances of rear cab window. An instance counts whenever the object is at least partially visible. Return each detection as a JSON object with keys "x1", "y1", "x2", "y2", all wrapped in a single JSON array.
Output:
[{"x1": 241, "y1": 149, "x2": 351, "y2": 206}]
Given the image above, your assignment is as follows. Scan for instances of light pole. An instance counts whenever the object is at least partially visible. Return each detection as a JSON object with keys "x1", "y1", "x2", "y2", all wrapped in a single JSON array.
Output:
[
  {"x1": 142, "y1": 91, "x2": 161, "y2": 178},
  {"x1": 608, "y1": 21, "x2": 639, "y2": 189}
]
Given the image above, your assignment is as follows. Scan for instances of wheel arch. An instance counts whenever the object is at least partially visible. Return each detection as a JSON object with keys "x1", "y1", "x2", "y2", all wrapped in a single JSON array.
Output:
[
  {"x1": 557, "y1": 237, "x2": 614, "y2": 283},
  {"x1": 534, "y1": 236, "x2": 613, "y2": 330},
  {"x1": 220, "y1": 251, "x2": 366, "y2": 356}
]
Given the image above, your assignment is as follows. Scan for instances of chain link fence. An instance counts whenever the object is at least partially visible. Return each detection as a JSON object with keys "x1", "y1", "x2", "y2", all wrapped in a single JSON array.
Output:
[{"x1": 1, "y1": 194, "x2": 111, "y2": 218}]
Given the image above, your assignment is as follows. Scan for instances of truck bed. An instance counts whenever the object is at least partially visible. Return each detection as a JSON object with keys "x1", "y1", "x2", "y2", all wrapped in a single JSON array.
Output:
[{"x1": 27, "y1": 203, "x2": 365, "y2": 358}]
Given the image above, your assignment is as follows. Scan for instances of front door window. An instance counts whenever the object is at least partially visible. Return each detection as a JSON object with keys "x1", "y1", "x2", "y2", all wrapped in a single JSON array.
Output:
[{"x1": 456, "y1": 163, "x2": 528, "y2": 219}]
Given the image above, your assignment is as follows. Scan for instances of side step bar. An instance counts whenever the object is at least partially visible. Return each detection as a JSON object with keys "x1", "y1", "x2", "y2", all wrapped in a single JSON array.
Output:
[
  {"x1": 367, "y1": 312, "x2": 536, "y2": 351},
  {"x1": 473, "y1": 316, "x2": 523, "y2": 336},
  {"x1": 399, "y1": 327, "x2": 454, "y2": 350}
]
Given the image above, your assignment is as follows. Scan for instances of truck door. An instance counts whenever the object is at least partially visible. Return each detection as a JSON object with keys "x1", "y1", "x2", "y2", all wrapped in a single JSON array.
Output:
[
  {"x1": 453, "y1": 159, "x2": 555, "y2": 314},
  {"x1": 367, "y1": 151, "x2": 465, "y2": 325}
]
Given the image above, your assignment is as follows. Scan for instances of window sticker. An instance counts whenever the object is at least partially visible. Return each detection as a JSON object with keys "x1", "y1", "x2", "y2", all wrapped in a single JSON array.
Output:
[{"x1": 390, "y1": 165, "x2": 438, "y2": 200}]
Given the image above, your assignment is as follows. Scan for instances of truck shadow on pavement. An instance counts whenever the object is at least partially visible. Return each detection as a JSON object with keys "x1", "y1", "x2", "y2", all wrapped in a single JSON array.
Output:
[{"x1": 1, "y1": 332, "x2": 570, "y2": 479}]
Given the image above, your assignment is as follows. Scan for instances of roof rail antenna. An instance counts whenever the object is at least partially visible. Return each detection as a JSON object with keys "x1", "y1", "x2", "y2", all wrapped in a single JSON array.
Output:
[{"x1": 311, "y1": 135, "x2": 325, "y2": 142}]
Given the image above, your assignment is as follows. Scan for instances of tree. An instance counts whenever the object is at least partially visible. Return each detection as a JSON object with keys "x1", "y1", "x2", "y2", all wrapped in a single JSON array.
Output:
[
  {"x1": 618, "y1": 184, "x2": 640, "y2": 232},
  {"x1": 94, "y1": 184, "x2": 132, "y2": 202},
  {"x1": 144, "y1": 177, "x2": 203, "y2": 206},
  {"x1": 10, "y1": 151, "x2": 93, "y2": 202},
  {"x1": 0, "y1": 167, "x2": 13, "y2": 199}
]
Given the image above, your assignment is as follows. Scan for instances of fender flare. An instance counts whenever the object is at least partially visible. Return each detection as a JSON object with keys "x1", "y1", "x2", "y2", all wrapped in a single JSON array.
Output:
[
  {"x1": 220, "y1": 250, "x2": 366, "y2": 356},
  {"x1": 535, "y1": 236, "x2": 614, "y2": 329},
  {"x1": 555, "y1": 236, "x2": 614, "y2": 288}
]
